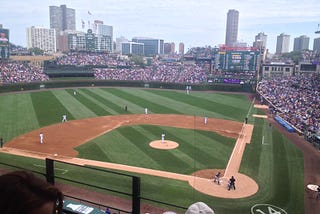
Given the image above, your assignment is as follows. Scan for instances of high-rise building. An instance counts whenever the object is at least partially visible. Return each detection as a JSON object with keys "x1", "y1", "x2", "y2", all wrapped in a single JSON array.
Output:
[
  {"x1": 253, "y1": 32, "x2": 267, "y2": 49},
  {"x1": 115, "y1": 36, "x2": 129, "y2": 53},
  {"x1": 179, "y1": 42, "x2": 184, "y2": 54},
  {"x1": 313, "y1": 37, "x2": 320, "y2": 52},
  {"x1": 50, "y1": 5, "x2": 75, "y2": 51},
  {"x1": 225, "y1": 9, "x2": 239, "y2": 47},
  {"x1": 94, "y1": 20, "x2": 113, "y2": 52},
  {"x1": 0, "y1": 25, "x2": 10, "y2": 59},
  {"x1": 121, "y1": 42, "x2": 144, "y2": 55},
  {"x1": 26, "y1": 26, "x2": 56, "y2": 53},
  {"x1": 293, "y1": 35, "x2": 310, "y2": 51},
  {"x1": 132, "y1": 37, "x2": 164, "y2": 56},
  {"x1": 164, "y1": 42, "x2": 175, "y2": 54},
  {"x1": 49, "y1": 5, "x2": 76, "y2": 33},
  {"x1": 276, "y1": 33, "x2": 290, "y2": 54}
]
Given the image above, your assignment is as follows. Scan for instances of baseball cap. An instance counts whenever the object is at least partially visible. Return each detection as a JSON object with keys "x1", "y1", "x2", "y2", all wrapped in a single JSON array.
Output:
[{"x1": 185, "y1": 202, "x2": 214, "y2": 214}]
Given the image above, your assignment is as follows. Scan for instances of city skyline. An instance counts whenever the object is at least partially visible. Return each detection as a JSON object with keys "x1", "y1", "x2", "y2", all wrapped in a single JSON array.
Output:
[{"x1": 1, "y1": 0, "x2": 319, "y2": 54}]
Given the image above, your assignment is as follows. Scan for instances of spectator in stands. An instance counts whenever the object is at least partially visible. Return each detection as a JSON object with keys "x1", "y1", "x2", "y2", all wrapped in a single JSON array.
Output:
[
  {"x1": 0, "y1": 170, "x2": 63, "y2": 214},
  {"x1": 0, "y1": 61, "x2": 49, "y2": 84},
  {"x1": 257, "y1": 75, "x2": 320, "y2": 134}
]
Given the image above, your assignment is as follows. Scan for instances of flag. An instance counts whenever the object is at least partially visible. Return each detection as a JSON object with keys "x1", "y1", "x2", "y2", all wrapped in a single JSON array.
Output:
[
  {"x1": 88, "y1": 11, "x2": 92, "y2": 15},
  {"x1": 81, "y1": 20, "x2": 85, "y2": 29}
]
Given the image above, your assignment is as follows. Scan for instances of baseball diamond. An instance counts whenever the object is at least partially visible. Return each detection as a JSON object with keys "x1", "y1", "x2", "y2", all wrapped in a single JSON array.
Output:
[
  {"x1": 0, "y1": 87, "x2": 315, "y2": 213},
  {"x1": 3, "y1": 114, "x2": 257, "y2": 199}
]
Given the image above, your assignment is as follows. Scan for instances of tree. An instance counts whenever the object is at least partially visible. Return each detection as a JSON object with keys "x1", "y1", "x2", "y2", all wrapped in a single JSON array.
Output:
[
  {"x1": 28, "y1": 47, "x2": 44, "y2": 56},
  {"x1": 130, "y1": 54, "x2": 145, "y2": 67}
]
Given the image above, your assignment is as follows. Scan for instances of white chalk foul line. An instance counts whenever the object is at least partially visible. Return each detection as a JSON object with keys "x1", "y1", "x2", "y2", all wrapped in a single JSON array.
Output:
[
  {"x1": 33, "y1": 164, "x2": 69, "y2": 174},
  {"x1": 262, "y1": 135, "x2": 269, "y2": 145}
]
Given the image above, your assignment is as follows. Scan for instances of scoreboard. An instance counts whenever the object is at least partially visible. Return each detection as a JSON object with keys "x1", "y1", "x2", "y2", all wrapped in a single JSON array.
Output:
[
  {"x1": 0, "y1": 28, "x2": 10, "y2": 59},
  {"x1": 213, "y1": 48, "x2": 260, "y2": 72}
]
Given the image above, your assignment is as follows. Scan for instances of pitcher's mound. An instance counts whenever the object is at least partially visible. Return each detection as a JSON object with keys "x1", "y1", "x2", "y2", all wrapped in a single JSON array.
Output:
[{"x1": 149, "y1": 140, "x2": 179, "y2": 150}]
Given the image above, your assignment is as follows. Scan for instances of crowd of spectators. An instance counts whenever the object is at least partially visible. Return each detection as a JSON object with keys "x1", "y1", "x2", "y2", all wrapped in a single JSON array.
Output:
[
  {"x1": 93, "y1": 63, "x2": 208, "y2": 84},
  {"x1": 257, "y1": 75, "x2": 320, "y2": 134},
  {"x1": 0, "y1": 61, "x2": 49, "y2": 84},
  {"x1": 56, "y1": 52, "x2": 128, "y2": 67}
]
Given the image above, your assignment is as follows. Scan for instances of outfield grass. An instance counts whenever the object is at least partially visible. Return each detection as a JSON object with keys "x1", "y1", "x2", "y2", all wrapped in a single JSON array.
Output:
[{"x1": 0, "y1": 88, "x2": 304, "y2": 213}]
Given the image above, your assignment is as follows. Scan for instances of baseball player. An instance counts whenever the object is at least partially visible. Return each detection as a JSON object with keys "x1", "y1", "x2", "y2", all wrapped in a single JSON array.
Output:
[
  {"x1": 161, "y1": 133, "x2": 165, "y2": 144},
  {"x1": 213, "y1": 172, "x2": 221, "y2": 185},
  {"x1": 145, "y1": 108, "x2": 148, "y2": 114},
  {"x1": 228, "y1": 176, "x2": 236, "y2": 190},
  {"x1": 39, "y1": 132, "x2": 44, "y2": 144},
  {"x1": 62, "y1": 114, "x2": 67, "y2": 123},
  {"x1": 73, "y1": 91, "x2": 77, "y2": 96},
  {"x1": 204, "y1": 116, "x2": 208, "y2": 125}
]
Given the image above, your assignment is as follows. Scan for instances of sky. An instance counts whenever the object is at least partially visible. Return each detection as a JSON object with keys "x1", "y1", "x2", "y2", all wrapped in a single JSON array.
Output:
[{"x1": 1, "y1": 0, "x2": 319, "y2": 53}]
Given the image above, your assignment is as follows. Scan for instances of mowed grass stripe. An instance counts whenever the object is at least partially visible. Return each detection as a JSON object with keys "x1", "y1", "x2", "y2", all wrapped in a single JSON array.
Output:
[
  {"x1": 76, "y1": 141, "x2": 111, "y2": 162},
  {"x1": 140, "y1": 124, "x2": 208, "y2": 171},
  {"x1": 95, "y1": 88, "x2": 143, "y2": 114},
  {"x1": 271, "y1": 131, "x2": 290, "y2": 205},
  {"x1": 77, "y1": 128, "x2": 163, "y2": 169},
  {"x1": 191, "y1": 91, "x2": 250, "y2": 111},
  {"x1": 122, "y1": 88, "x2": 232, "y2": 119},
  {"x1": 118, "y1": 126, "x2": 189, "y2": 172},
  {"x1": 65, "y1": 89, "x2": 110, "y2": 116},
  {"x1": 146, "y1": 90, "x2": 247, "y2": 121},
  {"x1": 138, "y1": 125, "x2": 203, "y2": 171},
  {"x1": 81, "y1": 88, "x2": 127, "y2": 114},
  {"x1": 0, "y1": 93, "x2": 39, "y2": 141},
  {"x1": 282, "y1": 138, "x2": 304, "y2": 213},
  {"x1": 30, "y1": 91, "x2": 71, "y2": 127},
  {"x1": 105, "y1": 88, "x2": 181, "y2": 114},
  {"x1": 51, "y1": 90, "x2": 96, "y2": 120}
]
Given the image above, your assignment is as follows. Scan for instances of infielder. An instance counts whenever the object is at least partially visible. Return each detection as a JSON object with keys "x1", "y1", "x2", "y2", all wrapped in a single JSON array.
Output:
[
  {"x1": 62, "y1": 114, "x2": 67, "y2": 123},
  {"x1": 161, "y1": 133, "x2": 165, "y2": 144},
  {"x1": 39, "y1": 132, "x2": 44, "y2": 144},
  {"x1": 145, "y1": 108, "x2": 148, "y2": 114},
  {"x1": 204, "y1": 116, "x2": 208, "y2": 125}
]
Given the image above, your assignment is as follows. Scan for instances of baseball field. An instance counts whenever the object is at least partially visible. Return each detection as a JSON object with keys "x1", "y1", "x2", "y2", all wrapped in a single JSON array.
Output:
[{"x1": 0, "y1": 87, "x2": 304, "y2": 213}]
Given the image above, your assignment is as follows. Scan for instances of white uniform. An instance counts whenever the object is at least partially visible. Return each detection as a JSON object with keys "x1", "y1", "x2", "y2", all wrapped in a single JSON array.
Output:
[
  {"x1": 62, "y1": 114, "x2": 67, "y2": 123},
  {"x1": 204, "y1": 116, "x2": 208, "y2": 125},
  {"x1": 39, "y1": 133, "x2": 44, "y2": 144},
  {"x1": 74, "y1": 91, "x2": 77, "y2": 95},
  {"x1": 145, "y1": 108, "x2": 148, "y2": 114},
  {"x1": 161, "y1": 134, "x2": 165, "y2": 143}
]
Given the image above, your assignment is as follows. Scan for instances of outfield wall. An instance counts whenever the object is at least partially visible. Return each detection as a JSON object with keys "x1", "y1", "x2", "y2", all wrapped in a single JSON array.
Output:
[{"x1": 0, "y1": 79, "x2": 255, "y2": 93}]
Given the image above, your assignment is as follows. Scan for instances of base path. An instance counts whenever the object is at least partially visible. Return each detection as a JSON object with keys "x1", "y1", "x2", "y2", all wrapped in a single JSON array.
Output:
[{"x1": 2, "y1": 114, "x2": 258, "y2": 199}]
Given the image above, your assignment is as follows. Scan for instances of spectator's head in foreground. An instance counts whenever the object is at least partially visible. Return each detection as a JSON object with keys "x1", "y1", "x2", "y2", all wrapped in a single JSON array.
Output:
[{"x1": 0, "y1": 170, "x2": 63, "y2": 214}]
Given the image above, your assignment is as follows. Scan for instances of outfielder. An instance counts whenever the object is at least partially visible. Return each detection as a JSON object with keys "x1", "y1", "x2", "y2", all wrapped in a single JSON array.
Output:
[{"x1": 62, "y1": 114, "x2": 67, "y2": 123}]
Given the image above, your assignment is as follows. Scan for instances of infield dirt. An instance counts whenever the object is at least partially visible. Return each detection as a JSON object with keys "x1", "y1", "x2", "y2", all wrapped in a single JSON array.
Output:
[{"x1": 2, "y1": 114, "x2": 257, "y2": 199}]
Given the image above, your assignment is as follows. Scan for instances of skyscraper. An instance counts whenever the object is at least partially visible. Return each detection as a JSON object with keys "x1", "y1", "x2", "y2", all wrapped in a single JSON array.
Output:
[
  {"x1": 225, "y1": 9, "x2": 239, "y2": 47},
  {"x1": 164, "y1": 42, "x2": 175, "y2": 54},
  {"x1": 132, "y1": 37, "x2": 164, "y2": 56},
  {"x1": 253, "y1": 32, "x2": 267, "y2": 49},
  {"x1": 0, "y1": 25, "x2": 10, "y2": 59},
  {"x1": 49, "y1": 5, "x2": 76, "y2": 34},
  {"x1": 293, "y1": 35, "x2": 310, "y2": 51},
  {"x1": 26, "y1": 26, "x2": 56, "y2": 53},
  {"x1": 94, "y1": 20, "x2": 113, "y2": 52},
  {"x1": 276, "y1": 33, "x2": 290, "y2": 54},
  {"x1": 313, "y1": 37, "x2": 320, "y2": 52},
  {"x1": 179, "y1": 42, "x2": 184, "y2": 54}
]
